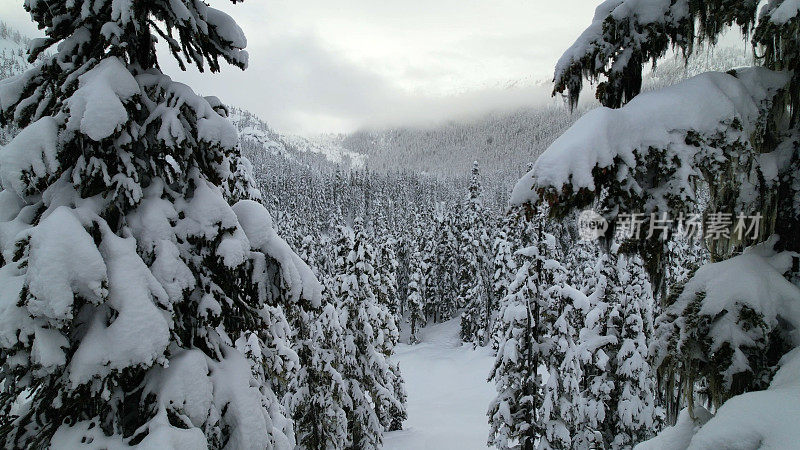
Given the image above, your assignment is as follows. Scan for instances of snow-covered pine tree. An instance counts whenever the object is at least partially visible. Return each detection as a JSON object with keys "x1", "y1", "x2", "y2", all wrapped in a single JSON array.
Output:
[
  {"x1": 394, "y1": 232, "x2": 412, "y2": 318},
  {"x1": 460, "y1": 161, "x2": 494, "y2": 346},
  {"x1": 536, "y1": 232, "x2": 581, "y2": 450},
  {"x1": 516, "y1": 0, "x2": 800, "y2": 284},
  {"x1": 407, "y1": 248, "x2": 426, "y2": 344},
  {"x1": 329, "y1": 218, "x2": 406, "y2": 447},
  {"x1": 611, "y1": 255, "x2": 658, "y2": 448},
  {"x1": 492, "y1": 212, "x2": 519, "y2": 320},
  {"x1": 298, "y1": 233, "x2": 320, "y2": 277},
  {"x1": 420, "y1": 225, "x2": 439, "y2": 322},
  {"x1": 0, "y1": 1, "x2": 326, "y2": 448},
  {"x1": 488, "y1": 254, "x2": 540, "y2": 448},
  {"x1": 433, "y1": 212, "x2": 459, "y2": 321},
  {"x1": 564, "y1": 236, "x2": 600, "y2": 294},
  {"x1": 488, "y1": 208, "x2": 562, "y2": 449},
  {"x1": 375, "y1": 233, "x2": 401, "y2": 321},
  {"x1": 651, "y1": 236, "x2": 798, "y2": 420},
  {"x1": 286, "y1": 302, "x2": 350, "y2": 449},
  {"x1": 512, "y1": 0, "x2": 800, "y2": 441}
]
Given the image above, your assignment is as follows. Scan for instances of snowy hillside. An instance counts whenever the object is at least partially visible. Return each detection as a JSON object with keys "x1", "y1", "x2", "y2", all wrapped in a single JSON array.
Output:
[
  {"x1": 0, "y1": 23, "x2": 29, "y2": 81},
  {"x1": 230, "y1": 108, "x2": 366, "y2": 169},
  {"x1": 333, "y1": 44, "x2": 755, "y2": 181}
]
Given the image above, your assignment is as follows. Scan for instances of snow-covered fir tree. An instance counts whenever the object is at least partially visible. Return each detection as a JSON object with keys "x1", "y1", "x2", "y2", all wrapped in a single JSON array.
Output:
[
  {"x1": 375, "y1": 233, "x2": 401, "y2": 320},
  {"x1": 612, "y1": 255, "x2": 659, "y2": 448},
  {"x1": 287, "y1": 301, "x2": 350, "y2": 449},
  {"x1": 492, "y1": 211, "x2": 519, "y2": 317},
  {"x1": 329, "y1": 218, "x2": 406, "y2": 448},
  {"x1": 406, "y1": 247, "x2": 426, "y2": 344},
  {"x1": 512, "y1": 0, "x2": 800, "y2": 445},
  {"x1": 0, "y1": 1, "x2": 329, "y2": 447},
  {"x1": 488, "y1": 209, "x2": 561, "y2": 449},
  {"x1": 460, "y1": 161, "x2": 495, "y2": 346}
]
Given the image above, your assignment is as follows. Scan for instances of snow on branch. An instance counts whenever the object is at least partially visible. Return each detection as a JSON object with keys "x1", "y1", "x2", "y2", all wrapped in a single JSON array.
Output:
[
  {"x1": 553, "y1": 0, "x2": 763, "y2": 109},
  {"x1": 513, "y1": 68, "x2": 789, "y2": 218}
]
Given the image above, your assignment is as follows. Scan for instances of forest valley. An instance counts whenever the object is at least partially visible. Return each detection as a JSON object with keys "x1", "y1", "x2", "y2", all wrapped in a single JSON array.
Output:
[{"x1": 0, "y1": 0, "x2": 800, "y2": 449}]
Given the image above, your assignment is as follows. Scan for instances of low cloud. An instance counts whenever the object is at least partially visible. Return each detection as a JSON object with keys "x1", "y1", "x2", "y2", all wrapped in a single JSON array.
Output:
[{"x1": 162, "y1": 33, "x2": 559, "y2": 135}]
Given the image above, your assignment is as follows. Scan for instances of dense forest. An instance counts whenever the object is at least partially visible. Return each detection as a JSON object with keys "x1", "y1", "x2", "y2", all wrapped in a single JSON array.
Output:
[{"x1": 0, "y1": 0, "x2": 799, "y2": 446}]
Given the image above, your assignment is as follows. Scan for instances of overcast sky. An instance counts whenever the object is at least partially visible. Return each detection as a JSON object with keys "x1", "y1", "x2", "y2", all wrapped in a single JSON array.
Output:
[{"x1": 2, "y1": 0, "x2": 600, "y2": 134}]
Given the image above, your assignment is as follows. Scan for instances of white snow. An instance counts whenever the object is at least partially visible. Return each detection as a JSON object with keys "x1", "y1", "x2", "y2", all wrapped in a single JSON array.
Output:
[
  {"x1": 673, "y1": 236, "x2": 800, "y2": 381},
  {"x1": 144, "y1": 348, "x2": 214, "y2": 428},
  {"x1": 641, "y1": 347, "x2": 800, "y2": 449},
  {"x1": 512, "y1": 68, "x2": 790, "y2": 204},
  {"x1": 68, "y1": 225, "x2": 170, "y2": 386},
  {"x1": 208, "y1": 346, "x2": 274, "y2": 450},
  {"x1": 205, "y1": 7, "x2": 247, "y2": 49},
  {"x1": 137, "y1": 73, "x2": 239, "y2": 149},
  {"x1": 233, "y1": 199, "x2": 322, "y2": 307},
  {"x1": 25, "y1": 206, "x2": 107, "y2": 321},
  {"x1": 554, "y1": 0, "x2": 625, "y2": 83},
  {"x1": 66, "y1": 57, "x2": 139, "y2": 141},
  {"x1": 51, "y1": 414, "x2": 208, "y2": 450},
  {"x1": 634, "y1": 406, "x2": 712, "y2": 450},
  {"x1": 0, "y1": 116, "x2": 59, "y2": 198},
  {"x1": 768, "y1": 0, "x2": 800, "y2": 24},
  {"x1": 384, "y1": 319, "x2": 496, "y2": 449},
  {"x1": 686, "y1": 348, "x2": 800, "y2": 449}
]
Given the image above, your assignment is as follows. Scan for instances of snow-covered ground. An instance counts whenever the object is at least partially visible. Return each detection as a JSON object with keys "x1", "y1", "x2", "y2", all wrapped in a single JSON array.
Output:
[{"x1": 385, "y1": 319, "x2": 495, "y2": 449}]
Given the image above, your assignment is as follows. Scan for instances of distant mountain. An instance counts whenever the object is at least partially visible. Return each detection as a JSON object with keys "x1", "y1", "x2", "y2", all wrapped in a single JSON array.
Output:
[
  {"x1": 1, "y1": 21, "x2": 758, "y2": 183},
  {"x1": 229, "y1": 107, "x2": 366, "y2": 169},
  {"x1": 333, "y1": 44, "x2": 757, "y2": 181},
  {"x1": 338, "y1": 103, "x2": 582, "y2": 181}
]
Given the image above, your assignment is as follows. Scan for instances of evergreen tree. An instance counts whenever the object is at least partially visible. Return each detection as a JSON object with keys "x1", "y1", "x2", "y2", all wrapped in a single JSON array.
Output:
[
  {"x1": 375, "y1": 234, "x2": 401, "y2": 320},
  {"x1": 488, "y1": 211, "x2": 560, "y2": 449},
  {"x1": 460, "y1": 161, "x2": 494, "y2": 346},
  {"x1": 329, "y1": 219, "x2": 406, "y2": 448},
  {"x1": 433, "y1": 212, "x2": 459, "y2": 321},
  {"x1": 407, "y1": 248, "x2": 426, "y2": 344},
  {"x1": 488, "y1": 259, "x2": 541, "y2": 450},
  {"x1": 0, "y1": 1, "x2": 326, "y2": 447},
  {"x1": 420, "y1": 226, "x2": 438, "y2": 322},
  {"x1": 287, "y1": 302, "x2": 350, "y2": 449},
  {"x1": 513, "y1": 0, "x2": 800, "y2": 438},
  {"x1": 492, "y1": 214, "x2": 518, "y2": 319},
  {"x1": 611, "y1": 255, "x2": 658, "y2": 448}
]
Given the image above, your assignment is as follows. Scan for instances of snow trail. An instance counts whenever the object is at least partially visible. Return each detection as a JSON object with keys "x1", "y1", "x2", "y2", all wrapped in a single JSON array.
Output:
[{"x1": 385, "y1": 319, "x2": 495, "y2": 449}]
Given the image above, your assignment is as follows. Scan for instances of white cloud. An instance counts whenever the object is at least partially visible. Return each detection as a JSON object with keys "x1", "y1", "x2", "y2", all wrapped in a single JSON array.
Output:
[{"x1": 2, "y1": 0, "x2": 602, "y2": 134}]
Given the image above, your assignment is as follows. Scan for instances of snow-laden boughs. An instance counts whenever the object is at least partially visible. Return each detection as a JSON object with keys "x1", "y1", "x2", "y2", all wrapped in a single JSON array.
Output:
[
  {"x1": 522, "y1": 2, "x2": 800, "y2": 444},
  {"x1": 552, "y1": 0, "x2": 782, "y2": 110},
  {"x1": 460, "y1": 161, "x2": 495, "y2": 346},
  {"x1": 519, "y1": 0, "x2": 800, "y2": 283},
  {"x1": 514, "y1": 68, "x2": 789, "y2": 235},
  {"x1": 652, "y1": 236, "x2": 800, "y2": 414},
  {"x1": 488, "y1": 210, "x2": 562, "y2": 450},
  {"x1": 0, "y1": 1, "x2": 327, "y2": 448},
  {"x1": 329, "y1": 219, "x2": 407, "y2": 448}
]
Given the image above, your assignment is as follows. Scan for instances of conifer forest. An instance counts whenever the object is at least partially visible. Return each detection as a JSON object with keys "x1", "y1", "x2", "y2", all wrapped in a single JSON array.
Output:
[{"x1": 0, "y1": 0, "x2": 799, "y2": 448}]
